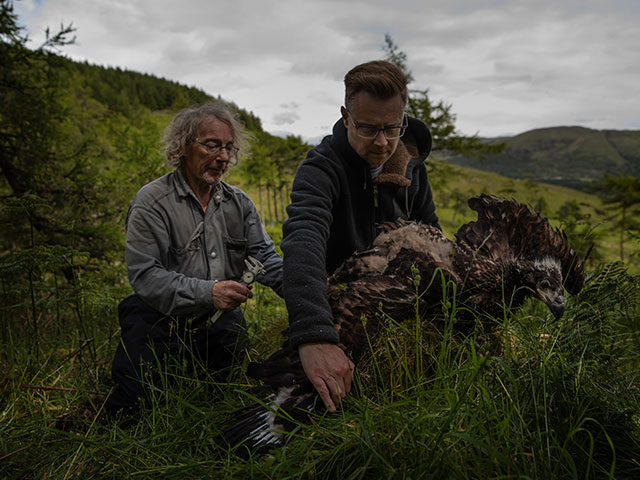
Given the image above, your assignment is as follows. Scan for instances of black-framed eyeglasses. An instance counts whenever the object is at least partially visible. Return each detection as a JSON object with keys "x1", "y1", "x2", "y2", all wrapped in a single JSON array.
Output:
[
  {"x1": 193, "y1": 140, "x2": 240, "y2": 165},
  {"x1": 347, "y1": 110, "x2": 408, "y2": 139}
]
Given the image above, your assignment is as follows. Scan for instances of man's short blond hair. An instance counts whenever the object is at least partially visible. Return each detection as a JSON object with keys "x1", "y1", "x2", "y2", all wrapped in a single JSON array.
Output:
[{"x1": 344, "y1": 60, "x2": 409, "y2": 110}]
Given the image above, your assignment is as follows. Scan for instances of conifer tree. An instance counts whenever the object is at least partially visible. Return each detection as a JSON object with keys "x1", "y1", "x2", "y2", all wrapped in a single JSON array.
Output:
[
  {"x1": 382, "y1": 34, "x2": 504, "y2": 156},
  {"x1": 0, "y1": 0, "x2": 124, "y2": 258},
  {"x1": 590, "y1": 174, "x2": 640, "y2": 262}
]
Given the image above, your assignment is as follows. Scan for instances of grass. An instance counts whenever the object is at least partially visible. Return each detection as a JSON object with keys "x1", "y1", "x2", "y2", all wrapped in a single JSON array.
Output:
[
  {"x1": 1, "y1": 255, "x2": 639, "y2": 478},
  {"x1": 0, "y1": 169, "x2": 637, "y2": 478}
]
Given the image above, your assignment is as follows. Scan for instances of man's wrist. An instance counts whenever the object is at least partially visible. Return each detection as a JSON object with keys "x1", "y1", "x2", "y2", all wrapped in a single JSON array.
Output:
[{"x1": 211, "y1": 280, "x2": 219, "y2": 306}]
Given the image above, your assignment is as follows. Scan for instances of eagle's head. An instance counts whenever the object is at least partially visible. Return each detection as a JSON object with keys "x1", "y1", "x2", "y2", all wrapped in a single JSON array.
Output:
[{"x1": 518, "y1": 256, "x2": 566, "y2": 319}]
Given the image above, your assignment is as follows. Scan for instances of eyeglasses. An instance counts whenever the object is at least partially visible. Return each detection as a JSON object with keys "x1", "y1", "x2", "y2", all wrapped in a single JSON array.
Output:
[
  {"x1": 193, "y1": 140, "x2": 240, "y2": 165},
  {"x1": 347, "y1": 110, "x2": 408, "y2": 139}
]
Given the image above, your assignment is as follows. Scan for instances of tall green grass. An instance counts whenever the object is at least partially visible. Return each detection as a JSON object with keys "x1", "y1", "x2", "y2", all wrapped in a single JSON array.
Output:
[{"x1": 1, "y1": 258, "x2": 639, "y2": 478}]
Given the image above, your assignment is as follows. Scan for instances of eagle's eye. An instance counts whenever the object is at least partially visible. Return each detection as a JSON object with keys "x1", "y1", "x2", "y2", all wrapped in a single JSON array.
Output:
[{"x1": 539, "y1": 280, "x2": 551, "y2": 290}]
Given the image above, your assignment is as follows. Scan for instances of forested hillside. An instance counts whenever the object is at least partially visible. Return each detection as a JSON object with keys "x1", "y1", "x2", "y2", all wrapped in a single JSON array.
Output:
[
  {"x1": 446, "y1": 126, "x2": 640, "y2": 190},
  {"x1": 65, "y1": 58, "x2": 264, "y2": 131}
]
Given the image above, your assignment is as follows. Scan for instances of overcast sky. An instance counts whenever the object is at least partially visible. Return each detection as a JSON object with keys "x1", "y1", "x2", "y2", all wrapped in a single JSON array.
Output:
[{"x1": 15, "y1": 0, "x2": 640, "y2": 142}]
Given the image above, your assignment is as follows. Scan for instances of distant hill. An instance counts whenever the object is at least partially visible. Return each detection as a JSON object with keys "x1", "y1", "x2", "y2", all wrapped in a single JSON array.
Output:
[{"x1": 443, "y1": 126, "x2": 640, "y2": 190}]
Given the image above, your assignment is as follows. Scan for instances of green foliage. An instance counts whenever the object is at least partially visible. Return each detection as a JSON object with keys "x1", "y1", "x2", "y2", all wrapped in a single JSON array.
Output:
[
  {"x1": 439, "y1": 186, "x2": 470, "y2": 224},
  {"x1": 230, "y1": 132, "x2": 310, "y2": 224},
  {"x1": 589, "y1": 174, "x2": 640, "y2": 262},
  {"x1": 1, "y1": 3, "x2": 126, "y2": 259},
  {"x1": 382, "y1": 33, "x2": 414, "y2": 83},
  {"x1": 406, "y1": 88, "x2": 504, "y2": 156},
  {"x1": 555, "y1": 199, "x2": 605, "y2": 264},
  {"x1": 60, "y1": 58, "x2": 263, "y2": 131}
]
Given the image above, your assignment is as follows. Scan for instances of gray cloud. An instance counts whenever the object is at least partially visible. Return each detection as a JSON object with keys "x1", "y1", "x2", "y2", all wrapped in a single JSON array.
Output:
[
  {"x1": 15, "y1": 0, "x2": 640, "y2": 138},
  {"x1": 272, "y1": 102, "x2": 301, "y2": 126},
  {"x1": 272, "y1": 111, "x2": 301, "y2": 126}
]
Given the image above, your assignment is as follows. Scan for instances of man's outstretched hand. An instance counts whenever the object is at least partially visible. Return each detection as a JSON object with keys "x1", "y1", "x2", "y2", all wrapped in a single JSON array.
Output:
[{"x1": 298, "y1": 342, "x2": 354, "y2": 412}]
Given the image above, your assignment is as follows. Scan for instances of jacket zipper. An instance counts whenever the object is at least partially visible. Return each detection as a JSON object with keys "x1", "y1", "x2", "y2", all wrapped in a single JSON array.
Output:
[
  {"x1": 371, "y1": 179, "x2": 378, "y2": 242},
  {"x1": 373, "y1": 183, "x2": 379, "y2": 208},
  {"x1": 364, "y1": 165, "x2": 378, "y2": 244}
]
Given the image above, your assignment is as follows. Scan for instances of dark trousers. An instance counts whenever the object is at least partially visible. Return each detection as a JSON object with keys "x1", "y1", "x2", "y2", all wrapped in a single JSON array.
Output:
[{"x1": 105, "y1": 294, "x2": 248, "y2": 414}]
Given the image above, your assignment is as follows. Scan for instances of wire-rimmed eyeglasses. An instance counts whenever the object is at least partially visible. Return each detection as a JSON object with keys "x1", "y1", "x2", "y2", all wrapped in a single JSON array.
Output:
[{"x1": 193, "y1": 140, "x2": 240, "y2": 165}]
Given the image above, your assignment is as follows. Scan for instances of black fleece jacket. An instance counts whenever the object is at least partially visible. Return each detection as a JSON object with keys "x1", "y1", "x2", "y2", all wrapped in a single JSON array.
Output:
[{"x1": 281, "y1": 116, "x2": 440, "y2": 348}]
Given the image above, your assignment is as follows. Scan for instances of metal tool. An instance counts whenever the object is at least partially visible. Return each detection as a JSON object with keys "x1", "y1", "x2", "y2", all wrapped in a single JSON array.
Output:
[{"x1": 207, "y1": 256, "x2": 265, "y2": 326}]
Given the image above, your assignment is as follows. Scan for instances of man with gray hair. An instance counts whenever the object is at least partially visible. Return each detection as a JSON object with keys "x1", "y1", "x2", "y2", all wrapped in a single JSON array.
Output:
[{"x1": 106, "y1": 101, "x2": 282, "y2": 415}]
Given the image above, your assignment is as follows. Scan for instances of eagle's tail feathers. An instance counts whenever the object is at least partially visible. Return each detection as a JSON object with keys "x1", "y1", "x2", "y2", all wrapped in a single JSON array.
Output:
[
  {"x1": 221, "y1": 385, "x2": 316, "y2": 457},
  {"x1": 221, "y1": 398, "x2": 286, "y2": 457}
]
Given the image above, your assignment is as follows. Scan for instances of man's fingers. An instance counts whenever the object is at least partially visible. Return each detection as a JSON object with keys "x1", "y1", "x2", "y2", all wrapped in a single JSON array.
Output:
[
  {"x1": 299, "y1": 342, "x2": 354, "y2": 412},
  {"x1": 344, "y1": 360, "x2": 355, "y2": 395},
  {"x1": 311, "y1": 378, "x2": 336, "y2": 412},
  {"x1": 333, "y1": 360, "x2": 352, "y2": 399},
  {"x1": 339, "y1": 378, "x2": 349, "y2": 399},
  {"x1": 325, "y1": 374, "x2": 349, "y2": 409},
  {"x1": 212, "y1": 281, "x2": 253, "y2": 310}
]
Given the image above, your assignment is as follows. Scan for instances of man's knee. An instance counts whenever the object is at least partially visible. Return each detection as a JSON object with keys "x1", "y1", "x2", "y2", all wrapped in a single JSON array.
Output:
[
  {"x1": 107, "y1": 297, "x2": 248, "y2": 412},
  {"x1": 107, "y1": 295, "x2": 170, "y2": 412}
]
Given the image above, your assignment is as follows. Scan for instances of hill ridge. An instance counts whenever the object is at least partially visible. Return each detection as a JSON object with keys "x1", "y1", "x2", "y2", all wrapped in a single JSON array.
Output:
[{"x1": 446, "y1": 125, "x2": 640, "y2": 190}]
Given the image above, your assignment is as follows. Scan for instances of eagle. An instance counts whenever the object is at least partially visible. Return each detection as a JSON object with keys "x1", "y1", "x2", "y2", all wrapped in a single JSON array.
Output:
[{"x1": 221, "y1": 194, "x2": 586, "y2": 456}]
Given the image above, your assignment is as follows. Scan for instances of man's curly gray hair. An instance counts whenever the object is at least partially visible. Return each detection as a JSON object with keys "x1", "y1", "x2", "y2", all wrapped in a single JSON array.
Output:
[{"x1": 163, "y1": 101, "x2": 249, "y2": 168}]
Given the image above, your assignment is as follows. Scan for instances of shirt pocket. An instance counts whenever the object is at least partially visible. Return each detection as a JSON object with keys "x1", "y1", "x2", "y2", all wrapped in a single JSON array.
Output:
[
  {"x1": 167, "y1": 243, "x2": 203, "y2": 275},
  {"x1": 166, "y1": 220, "x2": 206, "y2": 275},
  {"x1": 224, "y1": 235, "x2": 248, "y2": 279}
]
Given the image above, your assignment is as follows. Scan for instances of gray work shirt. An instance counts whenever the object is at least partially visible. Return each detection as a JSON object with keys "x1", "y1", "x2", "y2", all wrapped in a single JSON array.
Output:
[{"x1": 125, "y1": 168, "x2": 283, "y2": 316}]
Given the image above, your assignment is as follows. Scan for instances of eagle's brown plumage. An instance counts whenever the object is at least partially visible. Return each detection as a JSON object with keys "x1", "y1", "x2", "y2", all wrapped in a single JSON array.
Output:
[{"x1": 221, "y1": 194, "x2": 586, "y2": 456}]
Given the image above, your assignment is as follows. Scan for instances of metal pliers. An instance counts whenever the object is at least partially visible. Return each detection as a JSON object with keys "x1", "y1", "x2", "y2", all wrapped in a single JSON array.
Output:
[{"x1": 207, "y1": 256, "x2": 265, "y2": 326}]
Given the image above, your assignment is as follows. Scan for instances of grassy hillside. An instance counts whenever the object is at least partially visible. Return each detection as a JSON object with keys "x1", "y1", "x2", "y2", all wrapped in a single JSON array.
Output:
[
  {"x1": 429, "y1": 160, "x2": 600, "y2": 227},
  {"x1": 446, "y1": 126, "x2": 640, "y2": 190}
]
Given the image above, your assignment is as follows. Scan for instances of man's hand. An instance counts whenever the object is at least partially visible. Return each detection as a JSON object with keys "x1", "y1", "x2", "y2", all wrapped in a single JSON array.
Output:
[
  {"x1": 298, "y1": 342, "x2": 354, "y2": 412},
  {"x1": 211, "y1": 280, "x2": 253, "y2": 311}
]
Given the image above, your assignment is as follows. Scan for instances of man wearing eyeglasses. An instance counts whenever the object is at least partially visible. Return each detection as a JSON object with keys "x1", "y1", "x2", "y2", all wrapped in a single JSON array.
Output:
[
  {"x1": 281, "y1": 60, "x2": 440, "y2": 412},
  {"x1": 106, "y1": 102, "x2": 283, "y2": 415}
]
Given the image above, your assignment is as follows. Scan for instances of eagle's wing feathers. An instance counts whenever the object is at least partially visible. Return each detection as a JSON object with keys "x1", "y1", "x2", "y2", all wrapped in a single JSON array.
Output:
[
  {"x1": 457, "y1": 194, "x2": 585, "y2": 293},
  {"x1": 331, "y1": 274, "x2": 418, "y2": 362}
]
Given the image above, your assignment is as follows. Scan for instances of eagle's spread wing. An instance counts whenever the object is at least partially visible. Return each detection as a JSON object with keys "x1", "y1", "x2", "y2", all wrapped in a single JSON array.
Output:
[{"x1": 457, "y1": 194, "x2": 585, "y2": 294}]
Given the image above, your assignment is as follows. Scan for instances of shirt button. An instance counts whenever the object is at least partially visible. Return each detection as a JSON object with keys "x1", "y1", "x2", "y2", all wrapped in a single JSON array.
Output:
[
  {"x1": 215, "y1": 195, "x2": 221, "y2": 201},
  {"x1": 210, "y1": 251, "x2": 217, "y2": 258}
]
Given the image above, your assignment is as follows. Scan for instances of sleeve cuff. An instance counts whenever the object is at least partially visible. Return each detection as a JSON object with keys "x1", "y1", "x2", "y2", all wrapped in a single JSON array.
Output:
[
  {"x1": 196, "y1": 279, "x2": 216, "y2": 308},
  {"x1": 288, "y1": 325, "x2": 340, "y2": 349}
]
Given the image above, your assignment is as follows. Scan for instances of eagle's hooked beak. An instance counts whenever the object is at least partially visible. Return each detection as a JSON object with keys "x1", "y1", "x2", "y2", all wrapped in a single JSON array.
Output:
[{"x1": 539, "y1": 289, "x2": 565, "y2": 320}]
